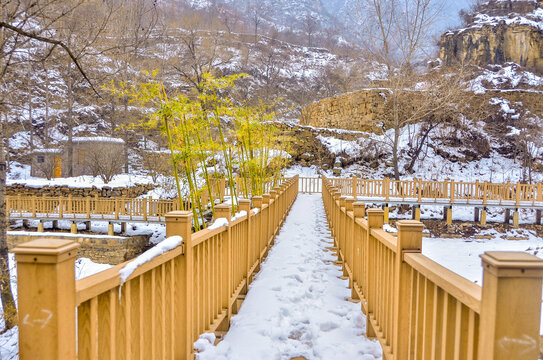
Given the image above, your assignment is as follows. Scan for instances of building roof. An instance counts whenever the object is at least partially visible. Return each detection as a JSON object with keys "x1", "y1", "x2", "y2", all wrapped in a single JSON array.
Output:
[{"x1": 72, "y1": 136, "x2": 125, "y2": 144}]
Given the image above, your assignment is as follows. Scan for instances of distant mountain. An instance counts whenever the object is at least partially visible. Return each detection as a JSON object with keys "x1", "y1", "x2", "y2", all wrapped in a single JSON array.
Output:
[{"x1": 186, "y1": 0, "x2": 348, "y2": 30}]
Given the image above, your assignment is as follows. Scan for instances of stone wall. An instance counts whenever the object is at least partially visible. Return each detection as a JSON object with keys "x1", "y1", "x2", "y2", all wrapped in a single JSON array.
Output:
[
  {"x1": 6, "y1": 183, "x2": 155, "y2": 198},
  {"x1": 300, "y1": 90, "x2": 387, "y2": 132},
  {"x1": 300, "y1": 89, "x2": 543, "y2": 132},
  {"x1": 7, "y1": 232, "x2": 150, "y2": 264}
]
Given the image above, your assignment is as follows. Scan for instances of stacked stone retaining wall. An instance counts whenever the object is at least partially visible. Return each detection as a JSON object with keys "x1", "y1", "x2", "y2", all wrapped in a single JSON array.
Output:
[
  {"x1": 7, "y1": 232, "x2": 150, "y2": 264},
  {"x1": 6, "y1": 183, "x2": 155, "y2": 198}
]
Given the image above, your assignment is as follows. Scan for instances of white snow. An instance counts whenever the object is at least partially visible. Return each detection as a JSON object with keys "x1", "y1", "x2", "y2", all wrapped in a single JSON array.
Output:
[
  {"x1": 231, "y1": 210, "x2": 247, "y2": 221},
  {"x1": 195, "y1": 194, "x2": 382, "y2": 360},
  {"x1": 72, "y1": 136, "x2": 125, "y2": 144},
  {"x1": 7, "y1": 173, "x2": 154, "y2": 189},
  {"x1": 208, "y1": 218, "x2": 229, "y2": 230},
  {"x1": 316, "y1": 135, "x2": 362, "y2": 157},
  {"x1": 118, "y1": 235, "x2": 183, "y2": 283},
  {"x1": 7, "y1": 230, "x2": 125, "y2": 240}
]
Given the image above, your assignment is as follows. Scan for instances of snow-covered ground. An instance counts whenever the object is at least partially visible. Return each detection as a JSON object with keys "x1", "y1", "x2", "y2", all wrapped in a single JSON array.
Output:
[
  {"x1": 7, "y1": 172, "x2": 155, "y2": 189},
  {"x1": 9, "y1": 219, "x2": 165, "y2": 245},
  {"x1": 195, "y1": 194, "x2": 383, "y2": 360}
]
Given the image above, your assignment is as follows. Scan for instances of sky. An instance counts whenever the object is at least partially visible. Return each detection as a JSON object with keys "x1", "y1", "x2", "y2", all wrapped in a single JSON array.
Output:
[{"x1": 440, "y1": 0, "x2": 473, "y2": 31}]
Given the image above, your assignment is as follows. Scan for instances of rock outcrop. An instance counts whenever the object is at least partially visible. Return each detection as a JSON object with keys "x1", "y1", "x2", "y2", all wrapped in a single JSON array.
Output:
[{"x1": 440, "y1": 1, "x2": 543, "y2": 73}]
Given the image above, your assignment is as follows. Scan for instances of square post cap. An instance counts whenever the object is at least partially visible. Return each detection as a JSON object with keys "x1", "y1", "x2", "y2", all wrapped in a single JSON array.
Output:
[
  {"x1": 12, "y1": 239, "x2": 80, "y2": 264},
  {"x1": 480, "y1": 251, "x2": 543, "y2": 277},
  {"x1": 238, "y1": 199, "x2": 251, "y2": 211},
  {"x1": 396, "y1": 220, "x2": 425, "y2": 232},
  {"x1": 165, "y1": 211, "x2": 192, "y2": 222}
]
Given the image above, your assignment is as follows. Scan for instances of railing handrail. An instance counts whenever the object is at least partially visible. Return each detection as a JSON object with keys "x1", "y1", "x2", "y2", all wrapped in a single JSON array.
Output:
[
  {"x1": 298, "y1": 176, "x2": 543, "y2": 206},
  {"x1": 404, "y1": 252, "x2": 482, "y2": 313},
  {"x1": 12, "y1": 176, "x2": 300, "y2": 360},
  {"x1": 321, "y1": 175, "x2": 543, "y2": 360}
]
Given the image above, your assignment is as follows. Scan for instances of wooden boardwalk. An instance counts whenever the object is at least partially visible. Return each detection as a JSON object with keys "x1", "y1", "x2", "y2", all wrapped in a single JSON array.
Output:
[{"x1": 10, "y1": 175, "x2": 543, "y2": 360}]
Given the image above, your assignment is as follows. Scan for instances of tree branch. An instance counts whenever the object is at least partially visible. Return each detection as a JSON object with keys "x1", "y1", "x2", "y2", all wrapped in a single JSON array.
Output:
[{"x1": 0, "y1": 21, "x2": 101, "y2": 98}]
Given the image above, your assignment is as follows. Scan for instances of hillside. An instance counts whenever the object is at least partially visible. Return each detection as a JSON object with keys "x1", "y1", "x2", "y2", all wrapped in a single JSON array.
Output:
[
  {"x1": 4, "y1": 0, "x2": 543, "y2": 188},
  {"x1": 287, "y1": 1, "x2": 543, "y2": 184}
]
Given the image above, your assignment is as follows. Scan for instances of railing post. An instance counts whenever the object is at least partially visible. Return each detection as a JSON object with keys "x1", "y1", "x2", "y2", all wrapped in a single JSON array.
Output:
[
  {"x1": 12, "y1": 239, "x2": 80, "y2": 360},
  {"x1": 537, "y1": 182, "x2": 542, "y2": 202},
  {"x1": 215, "y1": 204, "x2": 233, "y2": 322},
  {"x1": 384, "y1": 177, "x2": 390, "y2": 201},
  {"x1": 219, "y1": 178, "x2": 226, "y2": 202},
  {"x1": 352, "y1": 177, "x2": 358, "y2": 198},
  {"x1": 345, "y1": 198, "x2": 355, "y2": 281},
  {"x1": 86, "y1": 197, "x2": 91, "y2": 219},
  {"x1": 450, "y1": 179, "x2": 455, "y2": 204},
  {"x1": 366, "y1": 208, "x2": 384, "y2": 338},
  {"x1": 483, "y1": 181, "x2": 488, "y2": 206},
  {"x1": 67, "y1": 194, "x2": 72, "y2": 215},
  {"x1": 143, "y1": 197, "x2": 148, "y2": 221},
  {"x1": 59, "y1": 197, "x2": 64, "y2": 219},
  {"x1": 478, "y1": 251, "x2": 543, "y2": 360},
  {"x1": 262, "y1": 194, "x2": 270, "y2": 244},
  {"x1": 352, "y1": 202, "x2": 365, "y2": 300},
  {"x1": 516, "y1": 182, "x2": 521, "y2": 206},
  {"x1": 115, "y1": 198, "x2": 119, "y2": 220},
  {"x1": 393, "y1": 220, "x2": 424, "y2": 358},
  {"x1": 239, "y1": 199, "x2": 251, "y2": 288},
  {"x1": 165, "y1": 210, "x2": 193, "y2": 359},
  {"x1": 253, "y1": 196, "x2": 263, "y2": 262}
]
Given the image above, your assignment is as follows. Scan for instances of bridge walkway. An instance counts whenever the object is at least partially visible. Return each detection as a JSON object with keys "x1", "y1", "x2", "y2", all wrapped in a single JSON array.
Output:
[{"x1": 194, "y1": 193, "x2": 382, "y2": 360}]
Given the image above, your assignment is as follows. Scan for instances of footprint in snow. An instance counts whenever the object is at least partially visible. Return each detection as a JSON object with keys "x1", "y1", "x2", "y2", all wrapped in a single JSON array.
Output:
[{"x1": 319, "y1": 321, "x2": 340, "y2": 332}]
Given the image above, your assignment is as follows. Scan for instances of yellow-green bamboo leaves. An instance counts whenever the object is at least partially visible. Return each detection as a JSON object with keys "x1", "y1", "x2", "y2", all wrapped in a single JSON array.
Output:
[{"x1": 105, "y1": 71, "x2": 289, "y2": 228}]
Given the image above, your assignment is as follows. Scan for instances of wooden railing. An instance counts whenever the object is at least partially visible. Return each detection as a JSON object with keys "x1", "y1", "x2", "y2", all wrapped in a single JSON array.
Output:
[
  {"x1": 323, "y1": 176, "x2": 543, "y2": 360},
  {"x1": 299, "y1": 176, "x2": 543, "y2": 206},
  {"x1": 7, "y1": 178, "x2": 282, "y2": 223},
  {"x1": 12, "y1": 176, "x2": 299, "y2": 360}
]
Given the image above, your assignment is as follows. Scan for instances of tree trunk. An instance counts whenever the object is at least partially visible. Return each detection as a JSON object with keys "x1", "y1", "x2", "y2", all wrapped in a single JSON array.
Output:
[
  {"x1": 124, "y1": 100, "x2": 129, "y2": 174},
  {"x1": 67, "y1": 73, "x2": 74, "y2": 177},
  {"x1": 392, "y1": 96, "x2": 401, "y2": 180},
  {"x1": 406, "y1": 125, "x2": 434, "y2": 173},
  {"x1": 0, "y1": 119, "x2": 17, "y2": 330}
]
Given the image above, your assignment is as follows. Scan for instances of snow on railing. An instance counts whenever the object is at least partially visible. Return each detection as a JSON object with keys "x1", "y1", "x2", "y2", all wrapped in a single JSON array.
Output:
[
  {"x1": 322, "y1": 176, "x2": 543, "y2": 360},
  {"x1": 12, "y1": 176, "x2": 300, "y2": 360}
]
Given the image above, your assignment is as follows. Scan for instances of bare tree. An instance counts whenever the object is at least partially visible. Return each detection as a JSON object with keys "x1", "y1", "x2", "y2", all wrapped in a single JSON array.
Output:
[
  {"x1": 351, "y1": 0, "x2": 444, "y2": 179},
  {"x1": 172, "y1": 14, "x2": 234, "y2": 93},
  {"x1": 84, "y1": 143, "x2": 124, "y2": 183},
  {"x1": 0, "y1": 0, "x2": 115, "y2": 330},
  {"x1": 302, "y1": 14, "x2": 319, "y2": 47},
  {"x1": 247, "y1": 2, "x2": 270, "y2": 43}
]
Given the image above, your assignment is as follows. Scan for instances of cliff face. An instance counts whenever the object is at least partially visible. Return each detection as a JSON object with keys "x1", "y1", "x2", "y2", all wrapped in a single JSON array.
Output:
[{"x1": 440, "y1": 2, "x2": 543, "y2": 73}]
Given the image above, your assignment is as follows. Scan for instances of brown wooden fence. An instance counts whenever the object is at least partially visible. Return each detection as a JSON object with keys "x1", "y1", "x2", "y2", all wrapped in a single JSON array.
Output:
[
  {"x1": 299, "y1": 176, "x2": 543, "y2": 207},
  {"x1": 12, "y1": 176, "x2": 299, "y2": 360},
  {"x1": 323, "y1": 176, "x2": 543, "y2": 360},
  {"x1": 7, "y1": 178, "x2": 282, "y2": 223}
]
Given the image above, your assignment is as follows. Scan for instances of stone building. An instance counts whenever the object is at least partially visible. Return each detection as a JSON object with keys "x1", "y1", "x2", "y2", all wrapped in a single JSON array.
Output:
[{"x1": 31, "y1": 137, "x2": 126, "y2": 178}]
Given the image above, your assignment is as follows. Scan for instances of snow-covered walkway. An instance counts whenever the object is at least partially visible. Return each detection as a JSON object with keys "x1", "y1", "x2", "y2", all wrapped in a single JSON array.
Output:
[{"x1": 195, "y1": 194, "x2": 382, "y2": 360}]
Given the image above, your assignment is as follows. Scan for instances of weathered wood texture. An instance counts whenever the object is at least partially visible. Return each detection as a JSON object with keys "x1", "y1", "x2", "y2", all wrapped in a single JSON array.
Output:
[
  {"x1": 322, "y1": 176, "x2": 543, "y2": 360},
  {"x1": 12, "y1": 176, "x2": 299, "y2": 360}
]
